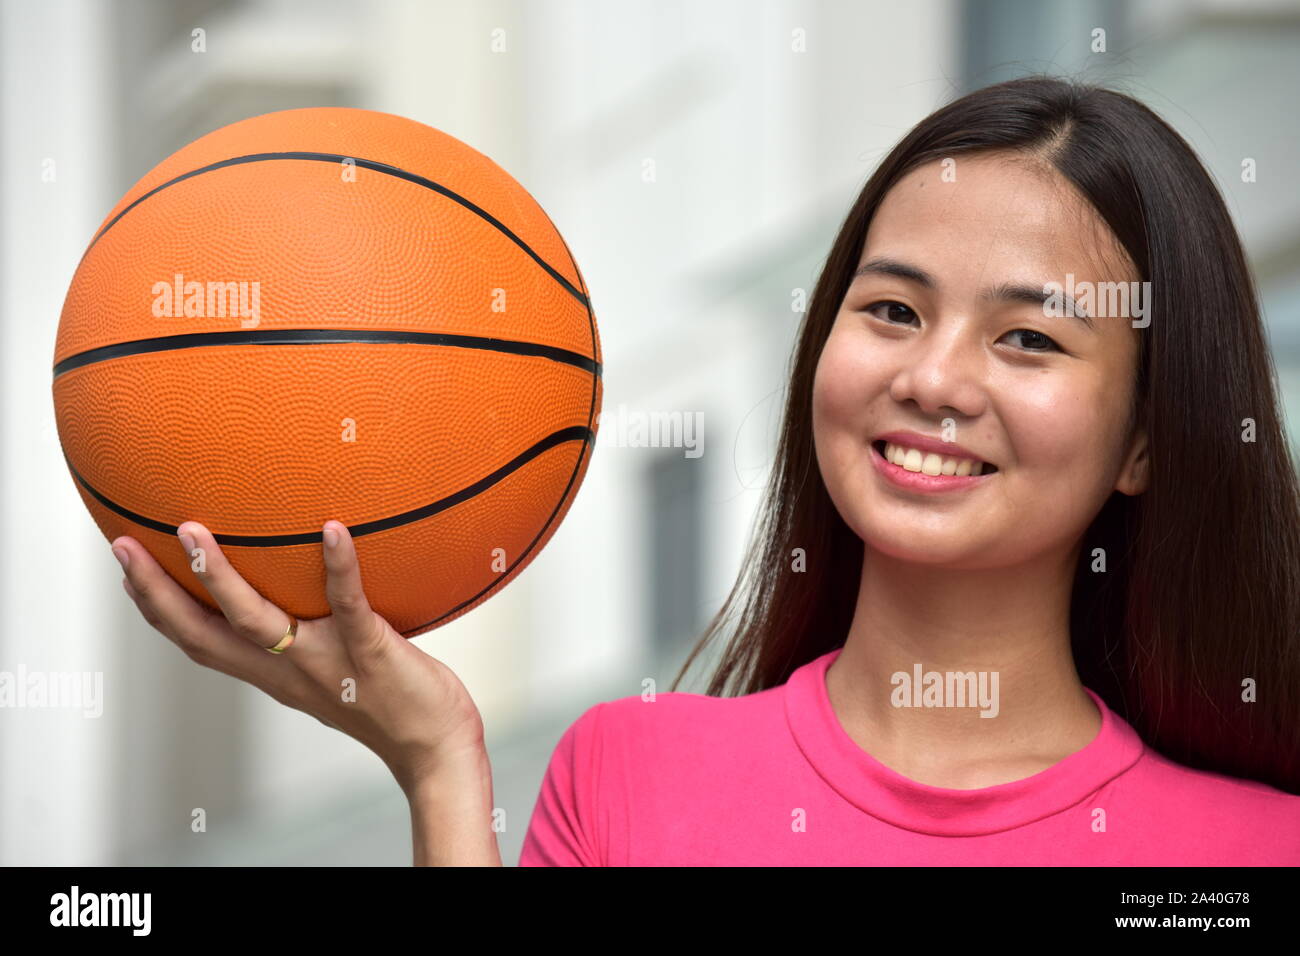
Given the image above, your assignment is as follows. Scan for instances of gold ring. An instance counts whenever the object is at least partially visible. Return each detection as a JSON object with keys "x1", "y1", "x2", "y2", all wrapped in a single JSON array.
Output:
[{"x1": 267, "y1": 616, "x2": 298, "y2": 654}]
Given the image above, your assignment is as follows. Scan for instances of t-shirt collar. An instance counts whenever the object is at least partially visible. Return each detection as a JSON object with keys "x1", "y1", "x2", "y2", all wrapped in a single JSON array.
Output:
[{"x1": 784, "y1": 647, "x2": 1146, "y2": 836}]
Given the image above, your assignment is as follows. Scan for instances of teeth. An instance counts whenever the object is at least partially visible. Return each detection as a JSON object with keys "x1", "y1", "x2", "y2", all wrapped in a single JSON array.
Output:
[{"x1": 884, "y1": 442, "x2": 986, "y2": 476}]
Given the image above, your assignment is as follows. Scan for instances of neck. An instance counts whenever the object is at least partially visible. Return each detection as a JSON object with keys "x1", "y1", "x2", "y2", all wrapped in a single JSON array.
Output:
[{"x1": 826, "y1": 543, "x2": 1101, "y2": 788}]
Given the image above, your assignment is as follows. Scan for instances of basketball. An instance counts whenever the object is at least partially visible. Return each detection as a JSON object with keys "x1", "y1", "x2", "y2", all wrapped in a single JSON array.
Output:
[{"x1": 51, "y1": 107, "x2": 602, "y2": 638}]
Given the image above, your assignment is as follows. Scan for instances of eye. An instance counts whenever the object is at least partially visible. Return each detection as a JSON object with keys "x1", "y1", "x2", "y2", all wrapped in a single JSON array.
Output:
[
  {"x1": 864, "y1": 300, "x2": 918, "y2": 325},
  {"x1": 863, "y1": 301, "x2": 1064, "y2": 354},
  {"x1": 1001, "y1": 328, "x2": 1062, "y2": 353}
]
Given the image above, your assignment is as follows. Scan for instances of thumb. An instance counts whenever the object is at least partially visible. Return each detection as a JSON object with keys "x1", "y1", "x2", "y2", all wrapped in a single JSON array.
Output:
[{"x1": 321, "y1": 521, "x2": 386, "y2": 658}]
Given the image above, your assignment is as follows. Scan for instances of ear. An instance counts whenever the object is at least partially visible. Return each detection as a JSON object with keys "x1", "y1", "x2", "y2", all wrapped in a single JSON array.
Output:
[{"x1": 1116, "y1": 426, "x2": 1149, "y2": 496}]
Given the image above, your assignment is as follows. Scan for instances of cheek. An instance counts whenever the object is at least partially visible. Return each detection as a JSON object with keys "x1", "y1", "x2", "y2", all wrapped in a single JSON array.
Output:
[
  {"x1": 1001, "y1": 374, "x2": 1125, "y2": 488},
  {"x1": 812, "y1": 324, "x2": 876, "y2": 431},
  {"x1": 812, "y1": 326, "x2": 885, "y2": 521}
]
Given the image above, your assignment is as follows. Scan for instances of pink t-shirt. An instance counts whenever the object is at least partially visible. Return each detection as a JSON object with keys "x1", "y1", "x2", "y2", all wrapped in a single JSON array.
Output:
[{"x1": 518, "y1": 647, "x2": 1300, "y2": 865}]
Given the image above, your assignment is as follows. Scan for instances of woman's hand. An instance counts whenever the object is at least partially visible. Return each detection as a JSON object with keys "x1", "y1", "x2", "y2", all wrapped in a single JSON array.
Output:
[{"x1": 109, "y1": 520, "x2": 487, "y2": 799}]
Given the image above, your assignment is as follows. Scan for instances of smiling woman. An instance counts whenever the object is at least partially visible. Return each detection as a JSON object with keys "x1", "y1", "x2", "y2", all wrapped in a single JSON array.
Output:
[
  {"x1": 816, "y1": 148, "x2": 1148, "y2": 570},
  {"x1": 520, "y1": 75, "x2": 1300, "y2": 866}
]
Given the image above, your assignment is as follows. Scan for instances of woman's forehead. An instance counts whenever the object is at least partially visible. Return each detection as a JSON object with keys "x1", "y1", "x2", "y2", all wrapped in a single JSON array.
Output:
[{"x1": 866, "y1": 154, "x2": 1136, "y2": 284}]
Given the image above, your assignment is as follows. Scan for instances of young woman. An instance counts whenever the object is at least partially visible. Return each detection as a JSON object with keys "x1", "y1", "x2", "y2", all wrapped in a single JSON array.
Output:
[{"x1": 110, "y1": 75, "x2": 1300, "y2": 866}]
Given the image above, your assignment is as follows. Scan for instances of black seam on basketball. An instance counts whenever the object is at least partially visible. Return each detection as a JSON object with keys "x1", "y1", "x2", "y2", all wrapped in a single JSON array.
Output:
[
  {"x1": 79, "y1": 150, "x2": 589, "y2": 308},
  {"x1": 53, "y1": 329, "x2": 602, "y2": 379},
  {"x1": 402, "y1": 430, "x2": 593, "y2": 636},
  {"x1": 63, "y1": 426, "x2": 593, "y2": 547},
  {"x1": 399, "y1": 255, "x2": 599, "y2": 637}
]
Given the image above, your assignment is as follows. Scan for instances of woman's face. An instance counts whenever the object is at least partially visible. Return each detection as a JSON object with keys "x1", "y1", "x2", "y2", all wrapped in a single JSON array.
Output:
[{"x1": 812, "y1": 151, "x2": 1148, "y2": 569}]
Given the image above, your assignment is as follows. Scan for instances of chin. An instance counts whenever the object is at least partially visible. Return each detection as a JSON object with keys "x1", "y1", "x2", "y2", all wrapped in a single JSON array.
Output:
[
  {"x1": 865, "y1": 535, "x2": 978, "y2": 567},
  {"x1": 853, "y1": 519, "x2": 1007, "y2": 570}
]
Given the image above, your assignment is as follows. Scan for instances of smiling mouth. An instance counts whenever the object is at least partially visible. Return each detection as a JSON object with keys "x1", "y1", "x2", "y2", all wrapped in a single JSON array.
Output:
[{"x1": 871, "y1": 440, "x2": 999, "y2": 476}]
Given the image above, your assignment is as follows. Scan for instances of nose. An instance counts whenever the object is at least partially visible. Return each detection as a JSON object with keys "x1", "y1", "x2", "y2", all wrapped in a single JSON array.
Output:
[{"x1": 887, "y1": 318, "x2": 988, "y2": 420}]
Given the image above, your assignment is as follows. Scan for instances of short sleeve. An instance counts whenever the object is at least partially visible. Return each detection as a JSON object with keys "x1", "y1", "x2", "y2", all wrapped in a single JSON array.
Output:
[{"x1": 518, "y1": 702, "x2": 607, "y2": 866}]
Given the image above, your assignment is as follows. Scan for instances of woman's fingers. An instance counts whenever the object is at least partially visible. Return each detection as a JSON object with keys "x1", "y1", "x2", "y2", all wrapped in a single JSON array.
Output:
[
  {"x1": 113, "y1": 536, "x2": 217, "y2": 648},
  {"x1": 175, "y1": 521, "x2": 290, "y2": 650},
  {"x1": 115, "y1": 522, "x2": 402, "y2": 734},
  {"x1": 113, "y1": 535, "x2": 282, "y2": 677},
  {"x1": 115, "y1": 528, "x2": 484, "y2": 796},
  {"x1": 321, "y1": 521, "x2": 392, "y2": 665},
  {"x1": 172, "y1": 522, "x2": 348, "y2": 687},
  {"x1": 122, "y1": 575, "x2": 165, "y2": 630},
  {"x1": 114, "y1": 535, "x2": 334, "y2": 714}
]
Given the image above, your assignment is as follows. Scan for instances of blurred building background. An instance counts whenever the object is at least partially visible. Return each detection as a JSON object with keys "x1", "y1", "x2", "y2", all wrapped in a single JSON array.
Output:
[{"x1": 2, "y1": 0, "x2": 1298, "y2": 865}]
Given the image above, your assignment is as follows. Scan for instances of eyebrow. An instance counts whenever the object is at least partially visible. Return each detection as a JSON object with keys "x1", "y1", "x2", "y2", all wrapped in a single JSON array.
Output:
[{"x1": 850, "y1": 256, "x2": 1095, "y2": 329}]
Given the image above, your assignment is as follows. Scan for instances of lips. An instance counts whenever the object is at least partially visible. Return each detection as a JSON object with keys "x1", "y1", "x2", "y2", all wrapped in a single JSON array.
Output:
[
  {"x1": 872, "y1": 430, "x2": 998, "y2": 473},
  {"x1": 867, "y1": 441, "x2": 995, "y2": 494},
  {"x1": 871, "y1": 440, "x2": 999, "y2": 476}
]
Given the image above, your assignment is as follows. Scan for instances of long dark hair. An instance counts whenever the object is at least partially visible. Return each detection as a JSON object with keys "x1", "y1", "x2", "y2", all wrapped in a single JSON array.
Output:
[{"x1": 671, "y1": 75, "x2": 1300, "y2": 795}]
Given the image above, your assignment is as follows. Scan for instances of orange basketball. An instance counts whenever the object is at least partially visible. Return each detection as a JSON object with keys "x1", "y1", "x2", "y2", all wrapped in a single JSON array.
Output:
[{"x1": 52, "y1": 107, "x2": 602, "y2": 638}]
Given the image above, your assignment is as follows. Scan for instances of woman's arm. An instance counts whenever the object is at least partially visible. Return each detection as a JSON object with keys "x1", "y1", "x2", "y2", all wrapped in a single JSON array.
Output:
[{"x1": 408, "y1": 746, "x2": 503, "y2": 866}]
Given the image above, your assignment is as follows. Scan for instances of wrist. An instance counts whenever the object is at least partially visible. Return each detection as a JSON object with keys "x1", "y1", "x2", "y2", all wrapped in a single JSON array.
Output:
[
  {"x1": 406, "y1": 746, "x2": 502, "y2": 866},
  {"x1": 400, "y1": 739, "x2": 491, "y2": 799}
]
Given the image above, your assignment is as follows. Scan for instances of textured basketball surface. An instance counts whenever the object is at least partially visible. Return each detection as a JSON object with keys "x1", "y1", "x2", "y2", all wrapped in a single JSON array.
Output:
[{"x1": 52, "y1": 107, "x2": 602, "y2": 637}]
